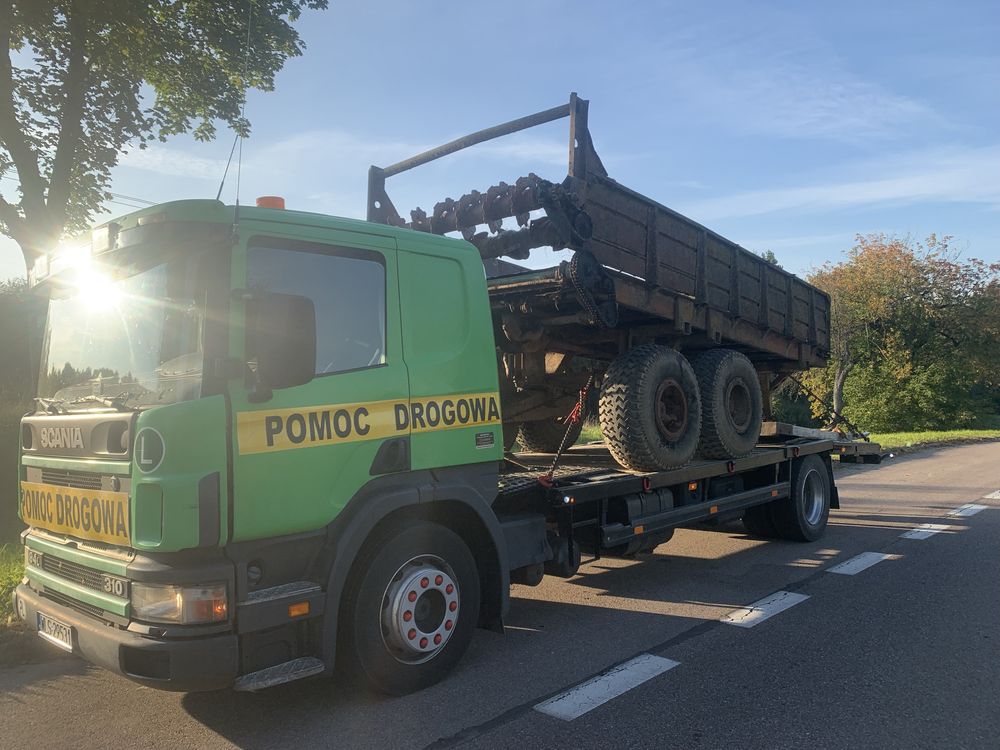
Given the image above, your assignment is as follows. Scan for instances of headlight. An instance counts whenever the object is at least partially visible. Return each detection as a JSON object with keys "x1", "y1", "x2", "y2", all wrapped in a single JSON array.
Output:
[{"x1": 131, "y1": 582, "x2": 228, "y2": 624}]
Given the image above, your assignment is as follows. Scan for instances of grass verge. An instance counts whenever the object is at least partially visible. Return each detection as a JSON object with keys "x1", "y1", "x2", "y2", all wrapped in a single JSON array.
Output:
[
  {"x1": 867, "y1": 428, "x2": 1000, "y2": 451},
  {"x1": 578, "y1": 423, "x2": 1000, "y2": 453},
  {"x1": 578, "y1": 422, "x2": 603, "y2": 444},
  {"x1": 0, "y1": 544, "x2": 25, "y2": 642}
]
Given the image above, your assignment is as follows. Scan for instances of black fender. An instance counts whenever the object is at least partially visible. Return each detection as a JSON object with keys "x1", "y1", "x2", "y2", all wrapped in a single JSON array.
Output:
[{"x1": 317, "y1": 462, "x2": 507, "y2": 672}]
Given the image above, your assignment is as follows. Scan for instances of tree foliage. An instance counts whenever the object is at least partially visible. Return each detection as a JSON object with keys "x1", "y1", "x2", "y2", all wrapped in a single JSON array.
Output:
[
  {"x1": 0, "y1": 0, "x2": 327, "y2": 265},
  {"x1": 756, "y1": 248, "x2": 782, "y2": 268},
  {"x1": 801, "y1": 234, "x2": 1000, "y2": 432},
  {"x1": 0, "y1": 277, "x2": 42, "y2": 402}
]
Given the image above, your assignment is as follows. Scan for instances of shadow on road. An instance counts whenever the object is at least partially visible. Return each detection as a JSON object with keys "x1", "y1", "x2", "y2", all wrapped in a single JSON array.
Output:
[{"x1": 177, "y1": 498, "x2": 970, "y2": 749}]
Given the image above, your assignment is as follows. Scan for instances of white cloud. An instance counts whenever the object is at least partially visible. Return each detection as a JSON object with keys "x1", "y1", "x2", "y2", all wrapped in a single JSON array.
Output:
[
  {"x1": 626, "y1": 16, "x2": 941, "y2": 142},
  {"x1": 702, "y1": 64, "x2": 932, "y2": 140},
  {"x1": 678, "y1": 145, "x2": 1000, "y2": 221},
  {"x1": 119, "y1": 145, "x2": 230, "y2": 181}
]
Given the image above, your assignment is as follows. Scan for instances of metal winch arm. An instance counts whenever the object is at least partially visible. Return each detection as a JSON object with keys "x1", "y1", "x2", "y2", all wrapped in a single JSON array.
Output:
[{"x1": 367, "y1": 93, "x2": 605, "y2": 260}]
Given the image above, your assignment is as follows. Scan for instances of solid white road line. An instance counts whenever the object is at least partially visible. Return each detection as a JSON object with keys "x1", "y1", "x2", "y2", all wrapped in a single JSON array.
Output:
[
  {"x1": 982, "y1": 490, "x2": 1000, "y2": 500},
  {"x1": 900, "y1": 523, "x2": 951, "y2": 540},
  {"x1": 827, "y1": 552, "x2": 894, "y2": 575},
  {"x1": 948, "y1": 503, "x2": 987, "y2": 517},
  {"x1": 534, "y1": 654, "x2": 680, "y2": 721},
  {"x1": 720, "y1": 591, "x2": 809, "y2": 628}
]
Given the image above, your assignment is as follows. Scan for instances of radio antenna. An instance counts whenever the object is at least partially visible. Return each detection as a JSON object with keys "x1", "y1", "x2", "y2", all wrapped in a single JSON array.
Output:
[{"x1": 216, "y1": 0, "x2": 255, "y2": 212}]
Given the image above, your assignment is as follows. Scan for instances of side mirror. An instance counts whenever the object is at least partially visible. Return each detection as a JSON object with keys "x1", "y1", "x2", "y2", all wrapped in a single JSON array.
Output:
[{"x1": 246, "y1": 292, "x2": 316, "y2": 399}]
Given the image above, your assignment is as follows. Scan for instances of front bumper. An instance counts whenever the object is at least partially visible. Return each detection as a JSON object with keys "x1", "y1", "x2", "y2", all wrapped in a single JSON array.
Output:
[{"x1": 14, "y1": 583, "x2": 239, "y2": 692}]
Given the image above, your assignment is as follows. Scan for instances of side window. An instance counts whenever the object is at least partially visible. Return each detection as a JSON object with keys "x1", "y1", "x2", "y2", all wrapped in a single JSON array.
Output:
[{"x1": 247, "y1": 240, "x2": 387, "y2": 375}]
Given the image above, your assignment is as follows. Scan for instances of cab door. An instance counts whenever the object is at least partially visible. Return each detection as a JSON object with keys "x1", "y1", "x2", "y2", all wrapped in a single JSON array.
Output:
[{"x1": 227, "y1": 227, "x2": 408, "y2": 542}]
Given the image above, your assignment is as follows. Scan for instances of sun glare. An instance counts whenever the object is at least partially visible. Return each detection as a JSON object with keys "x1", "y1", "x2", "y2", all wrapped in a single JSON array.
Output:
[
  {"x1": 59, "y1": 251, "x2": 123, "y2": 311},
  {"x1": 77, "y1": 266, "x2": 123, "y2": 310}
]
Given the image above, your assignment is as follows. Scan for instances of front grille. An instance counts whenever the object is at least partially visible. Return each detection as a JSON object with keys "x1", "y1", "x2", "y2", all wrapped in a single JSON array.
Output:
[
  {"x1": 40, "y1": 468, "x2": 103, "y2": 490},
  {"x1": 41, "y1": 588, "x2": 108, "y2": 620},
  {"x1": 41, "y1": 555, "x2": 108, "y2": 593}
]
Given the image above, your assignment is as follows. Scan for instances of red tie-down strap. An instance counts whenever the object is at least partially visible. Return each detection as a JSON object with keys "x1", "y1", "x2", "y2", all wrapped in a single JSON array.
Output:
[{"x1": 538, "y1": 372, "x2": 596, "y2": 488}]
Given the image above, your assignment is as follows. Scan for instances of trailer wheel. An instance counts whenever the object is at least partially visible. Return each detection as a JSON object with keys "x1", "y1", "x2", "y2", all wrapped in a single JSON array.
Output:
[
  {"x1": 599, "y1": 344, "x2": 701, "y2": 471},
  {"x1": 339, "y1": 521, "x2": 480, "y2": 695},
  {"x1": 742, "y1": 502, "x2": 778, "y2": 537},
  {"x1": 503, "y1": 423, "x2": 520, "y2": 451},
  {"x1": 518, "y1": 417, "x2": 583, "y2": 453},
  {"x1": 771, "y1": 455, "x2": 831, "y2": 541},
  {"x1": 691, "y1": 349, "x2": 763, "y2": 459}
]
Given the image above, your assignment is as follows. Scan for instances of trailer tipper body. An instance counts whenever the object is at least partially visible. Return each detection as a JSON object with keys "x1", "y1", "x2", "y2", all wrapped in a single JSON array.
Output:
[{"x1": 14, "y1": 95, "x2": 837, "y2": 694}]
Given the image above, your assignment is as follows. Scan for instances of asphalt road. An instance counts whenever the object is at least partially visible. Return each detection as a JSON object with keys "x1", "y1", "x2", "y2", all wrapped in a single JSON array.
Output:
[{"x1": 3, "y1": 442, "x2": 998, "y2": 749}]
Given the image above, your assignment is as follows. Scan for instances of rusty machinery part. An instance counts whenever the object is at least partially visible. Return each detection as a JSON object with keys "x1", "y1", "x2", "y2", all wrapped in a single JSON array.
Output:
[
  {"x1": 499, "y1": 314, "x2": 547, "y2": 353},
  {"x1": 403, "y1": 175, "x2": 593, "y2": 262},
  {"x1": 568, "y1": 250, "x2": 617, "y2": 329},
  {"x1": 786, "y1": 375, "x2": 869, "y2": 441}
]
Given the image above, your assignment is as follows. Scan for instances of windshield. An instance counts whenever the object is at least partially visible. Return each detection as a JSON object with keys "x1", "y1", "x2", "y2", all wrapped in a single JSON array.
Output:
[{"x1": 37, "y1": 253, "x2": 208, "y2": 409}]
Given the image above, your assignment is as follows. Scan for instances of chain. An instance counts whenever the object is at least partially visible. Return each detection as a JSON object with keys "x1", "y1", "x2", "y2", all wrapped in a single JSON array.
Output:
[
  {"x1": 539, "y1": 373, "x2": 596, "y2": 487},
  {"x1": 568, "y1": 251, "x2": 615, "y2": 328}
]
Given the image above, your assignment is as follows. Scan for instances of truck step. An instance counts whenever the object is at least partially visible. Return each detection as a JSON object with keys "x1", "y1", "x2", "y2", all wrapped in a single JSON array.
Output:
[{"x1": 233, "y1": 657, "x2": 325, "y2": 692}]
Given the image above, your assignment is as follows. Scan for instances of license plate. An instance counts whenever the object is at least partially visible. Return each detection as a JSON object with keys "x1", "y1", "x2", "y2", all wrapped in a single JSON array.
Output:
[{"x1": 37, "y1": 611, "x2": 73, "y2": 652}]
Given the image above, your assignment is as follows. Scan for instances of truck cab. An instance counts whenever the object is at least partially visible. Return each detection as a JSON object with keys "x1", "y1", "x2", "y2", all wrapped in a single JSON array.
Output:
[{"x1": 14, "y1": 199, "x2": 508, "y2": 693}]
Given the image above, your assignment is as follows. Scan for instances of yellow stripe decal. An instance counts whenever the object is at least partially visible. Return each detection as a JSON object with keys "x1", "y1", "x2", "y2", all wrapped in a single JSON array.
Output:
[
  {"x1": 20, "y1": 481, "x2": 131, "y2": 546},
  {"x1": 236, "y1": 391, "x2": 502, "y2": 455}
]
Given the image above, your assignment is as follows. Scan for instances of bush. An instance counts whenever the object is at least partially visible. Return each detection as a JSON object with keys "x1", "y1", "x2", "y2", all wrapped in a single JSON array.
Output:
[
  {"x1": 771, "y1": 390, "x2": 819, "y2": 427},
  {"x1": 842, "y1": 360, "x2": 986, "y2": 432}
]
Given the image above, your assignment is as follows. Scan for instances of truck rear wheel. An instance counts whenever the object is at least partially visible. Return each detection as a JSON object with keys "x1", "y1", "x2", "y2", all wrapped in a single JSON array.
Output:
[
  {"x1": 771, "y1": 455, "x2": 831, "y2": 541},
  {"x1": 599, "y1": 344, "x2": 701, "y2": 471},
  {"x1": 691, "y1": 349, "x2": 763, "y2": 459},
  {"x1": 518, "y1": 417, "x2": 583, "y2": 453},
  {"x1": 339, "y1": 521, "x2": 480, "y2": 695}
]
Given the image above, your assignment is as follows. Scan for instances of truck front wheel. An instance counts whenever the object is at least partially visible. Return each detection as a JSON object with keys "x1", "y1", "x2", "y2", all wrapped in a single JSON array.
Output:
[
  {"x1": 339, "y1": 521, "x2": 480, "y2": 695},
  {"x1": 599, "y1": 344, "x2": 701, "y2": 471}
]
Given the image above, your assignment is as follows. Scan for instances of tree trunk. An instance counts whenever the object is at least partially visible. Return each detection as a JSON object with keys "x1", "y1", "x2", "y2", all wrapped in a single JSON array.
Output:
[{"x1": 832, "y1": 360, "x2": 853, "y2": 418}]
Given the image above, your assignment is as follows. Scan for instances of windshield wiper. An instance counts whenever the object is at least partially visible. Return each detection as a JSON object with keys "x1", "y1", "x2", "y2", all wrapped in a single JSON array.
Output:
[
  {"x1": 67, "y1": 394, "x2": 138, "y2": 412},
  {"x1": 34, "y1": 396, "x2": 68, "y2": 414}
]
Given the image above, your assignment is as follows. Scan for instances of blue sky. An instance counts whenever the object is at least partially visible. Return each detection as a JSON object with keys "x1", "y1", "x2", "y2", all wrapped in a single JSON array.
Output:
[{"x1": 2, "y1": 0, "x2": 999, "y2": 280}]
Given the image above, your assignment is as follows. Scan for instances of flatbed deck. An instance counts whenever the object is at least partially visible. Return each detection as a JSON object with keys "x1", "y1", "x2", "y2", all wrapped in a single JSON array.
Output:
[
  {"x1": 497, "y1": 438, "x2": 838, "y2": 559},
  {"x1": 761, "y1": 421, "x2": 886, "y2": 463}
]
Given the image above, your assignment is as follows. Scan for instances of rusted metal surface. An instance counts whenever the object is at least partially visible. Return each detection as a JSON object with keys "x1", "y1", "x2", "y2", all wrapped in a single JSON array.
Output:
[{"x1": 367, "y1": 93, "x2": 831, "y2": 370}]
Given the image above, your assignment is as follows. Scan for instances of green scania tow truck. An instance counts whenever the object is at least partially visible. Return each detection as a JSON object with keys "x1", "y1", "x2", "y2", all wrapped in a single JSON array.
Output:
[{"x1": 12, "y1": 96, "x2": 840, "y2": 694}]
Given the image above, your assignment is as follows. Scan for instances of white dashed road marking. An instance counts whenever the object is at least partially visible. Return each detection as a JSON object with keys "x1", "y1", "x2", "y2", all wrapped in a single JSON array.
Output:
[
  {"x1": 900, "y1": 523, "x2": 951, "y2": 540},
  {"x1": 949, "y1": 503, "x2": 987, "y2": 517},
  {"x1": 534, "y1": 654, "x2": 680, "y2": 721},
  {"x1": 721, "y1": 591, "x2": 809, "y2": 628},
  {"x1": 534, "y1": 493, "x2": 991, "y2": 725},
  {"x1": 827, "y1": 552, "x2": 895, "y2": 575}
]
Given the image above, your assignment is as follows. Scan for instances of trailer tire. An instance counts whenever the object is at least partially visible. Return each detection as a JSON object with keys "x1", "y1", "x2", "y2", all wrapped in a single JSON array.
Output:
[
  {"x1": 339, "y1": 521, "x2": 480, "y2": 695},
  {"x1": 691, "y1": 349, "x2": 763, "y2": 459},
  {"x1": 599, "y1": 345, "x2": 701, "y2": 471},
  {"x1": 742, "y1": 502, "x2": 779, "y2": 537},
  {"x1": 503, "y1": 423, "x2": 520, "y2": 451},
  {"x1": 771, "y1": 455, "x2": 831, "y2": 541},
  {"x1": 518, "y1": 417, "x2": 583, "y2": 453}
]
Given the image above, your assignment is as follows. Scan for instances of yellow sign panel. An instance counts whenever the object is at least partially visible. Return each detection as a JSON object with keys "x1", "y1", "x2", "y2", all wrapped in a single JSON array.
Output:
[
  {"x1": 20, "y1": 481, "x2": 130, "y2": 546},
  {"x1": 236, "y1": 391, "x2": 502, "y2": 455}
]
